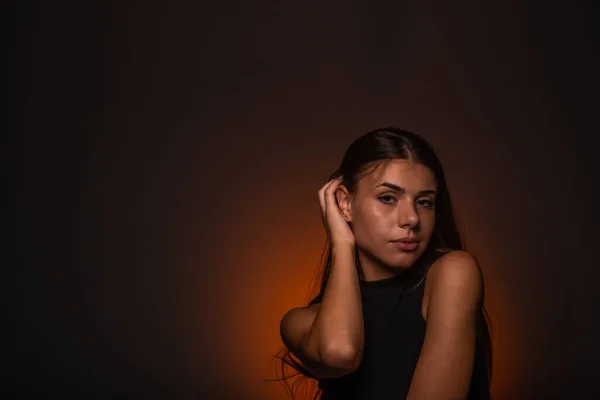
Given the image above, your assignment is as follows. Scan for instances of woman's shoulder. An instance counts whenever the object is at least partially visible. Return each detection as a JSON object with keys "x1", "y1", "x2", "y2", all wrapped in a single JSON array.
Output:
[
  {"x1": 428, "y1": 249, "x2": 479, "y2": 274},
  {"x1": 427, "y1": 249, "x2": 481, "y2": 280},
  {"x1": 422, "y1": 250, "x2": 483, "y2": 320}
]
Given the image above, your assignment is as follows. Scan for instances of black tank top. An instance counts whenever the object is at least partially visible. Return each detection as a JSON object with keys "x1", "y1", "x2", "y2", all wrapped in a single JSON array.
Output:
[{"x1": 317, "y1": 250, "x2": 491, "y2": 399}]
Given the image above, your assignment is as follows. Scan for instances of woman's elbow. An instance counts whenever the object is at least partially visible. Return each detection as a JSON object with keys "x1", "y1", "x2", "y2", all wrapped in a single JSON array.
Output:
[{"x1": 320, "y1": 343, "x2": 362, "y2": 372}]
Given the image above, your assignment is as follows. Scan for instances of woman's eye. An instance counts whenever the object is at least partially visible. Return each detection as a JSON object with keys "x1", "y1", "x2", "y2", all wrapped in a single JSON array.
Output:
[
  {"x1": 379, "y1": 195, "x2": 396, "y2": 204},
  {"x1": 417, "y1": 199, "x2": 435, "y2": 208}
]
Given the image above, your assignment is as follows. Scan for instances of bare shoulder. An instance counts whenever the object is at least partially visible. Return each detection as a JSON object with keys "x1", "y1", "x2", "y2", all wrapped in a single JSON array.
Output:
[
  {"x1": 280, "y1": 302, "x2": 321, "y2": 342},
  {"x1": 422, "y1": 250, "x2": 483, "y2": 320},
  {"x1": 282, "y1": 302, "x2": 320, "y2": 320},
  {"x1": 428, "y1": 250, "x2": 482, "y2": 281},
  {"x1": 279, "y1": 302, "x2": 322, "y2": 372}
]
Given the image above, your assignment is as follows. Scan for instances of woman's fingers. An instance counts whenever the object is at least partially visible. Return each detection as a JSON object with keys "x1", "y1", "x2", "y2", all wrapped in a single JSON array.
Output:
[
  {"x1": 323, "y1": 176, "x2": 355, "y2": 246},
  {"x1": 324, "y1": 177, "x2": 343, "y2": 216},
  {"x1": 318, "y1": 177, "x2": 343, "y2": 227}
]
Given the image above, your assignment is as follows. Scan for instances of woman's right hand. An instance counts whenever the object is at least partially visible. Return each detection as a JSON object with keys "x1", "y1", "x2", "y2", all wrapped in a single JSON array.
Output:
[{"x1": 318, "y1": 177, "x2": 355, "y2": 248}]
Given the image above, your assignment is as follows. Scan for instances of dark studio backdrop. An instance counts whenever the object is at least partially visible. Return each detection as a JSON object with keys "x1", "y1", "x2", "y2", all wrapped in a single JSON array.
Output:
[{"x1": 11, "y1": 1, "x2": 600, "y2": 399}]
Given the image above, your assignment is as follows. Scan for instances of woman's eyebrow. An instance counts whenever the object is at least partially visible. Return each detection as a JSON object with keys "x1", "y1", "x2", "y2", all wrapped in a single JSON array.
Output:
[{"x1": 374, "y1": 182, "x2": 437, "y2": 196}]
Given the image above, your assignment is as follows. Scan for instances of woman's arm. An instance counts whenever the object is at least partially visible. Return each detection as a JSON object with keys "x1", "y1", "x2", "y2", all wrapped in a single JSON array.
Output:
[
  {"x1": 406, "y1": 250, "x2": 483, "y2": 400},
  {"x1": 280, "y1": 244, "x2": 364, "y2": 379}
]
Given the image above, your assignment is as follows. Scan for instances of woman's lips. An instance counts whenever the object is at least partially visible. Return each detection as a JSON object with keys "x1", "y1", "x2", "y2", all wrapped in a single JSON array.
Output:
[{"x1": 390, "y1": 241, "x2": 419, "y2": 251}]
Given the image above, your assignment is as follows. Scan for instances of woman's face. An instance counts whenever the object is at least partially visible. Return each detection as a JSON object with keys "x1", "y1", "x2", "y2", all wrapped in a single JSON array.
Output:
[{"x1": 347, "y1": 159, "x2": 437, "y2": 272}]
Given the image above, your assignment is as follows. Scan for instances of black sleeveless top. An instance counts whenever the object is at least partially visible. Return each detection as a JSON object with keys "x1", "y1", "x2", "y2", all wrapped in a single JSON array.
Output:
[{"x1": 317, "y1": 250, "x2": 491, "y2": 400}]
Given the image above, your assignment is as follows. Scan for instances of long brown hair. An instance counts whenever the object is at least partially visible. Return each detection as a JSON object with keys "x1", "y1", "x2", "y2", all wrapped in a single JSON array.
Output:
[{"x1": 267, "y1": 128, "x2": 493, "y2": 399}]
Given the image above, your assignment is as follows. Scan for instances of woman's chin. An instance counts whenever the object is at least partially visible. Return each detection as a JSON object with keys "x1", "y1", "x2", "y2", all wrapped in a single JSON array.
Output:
[{"x1": 386, "y1": 251, "x2": 423, "y2": 268}]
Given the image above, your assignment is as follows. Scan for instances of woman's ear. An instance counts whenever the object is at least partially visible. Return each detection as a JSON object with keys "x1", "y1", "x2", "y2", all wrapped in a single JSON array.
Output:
[{"x1": 335, "y1": 185, "x2": 352, "y2": 222}]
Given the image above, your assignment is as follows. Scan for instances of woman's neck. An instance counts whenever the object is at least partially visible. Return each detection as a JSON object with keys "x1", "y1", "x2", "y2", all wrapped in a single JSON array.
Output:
[{"x1": 356, "y1": 248, "x2": 412, "y2": 282}]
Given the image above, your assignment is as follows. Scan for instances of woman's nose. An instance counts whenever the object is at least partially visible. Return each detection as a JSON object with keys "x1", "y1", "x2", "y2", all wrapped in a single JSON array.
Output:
[{"x1": 397, "y1": 202, "x2": 419, "y2": 228}]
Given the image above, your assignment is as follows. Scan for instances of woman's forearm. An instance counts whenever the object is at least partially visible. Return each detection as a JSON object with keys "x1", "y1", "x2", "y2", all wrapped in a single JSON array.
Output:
[{"x1": 304, "y1": 244, "x2": 364, "y2": 369}]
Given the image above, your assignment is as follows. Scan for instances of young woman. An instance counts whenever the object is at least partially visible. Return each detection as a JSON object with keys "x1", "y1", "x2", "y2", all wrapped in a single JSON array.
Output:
[{"x1": 275, "y1": 127, "x2": 492, "y2": 400}]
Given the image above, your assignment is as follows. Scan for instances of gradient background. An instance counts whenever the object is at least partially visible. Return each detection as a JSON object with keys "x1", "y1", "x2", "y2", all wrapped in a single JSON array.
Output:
[{"x1": 12, "y1": 1, "x2": 599, "y2": 399}]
